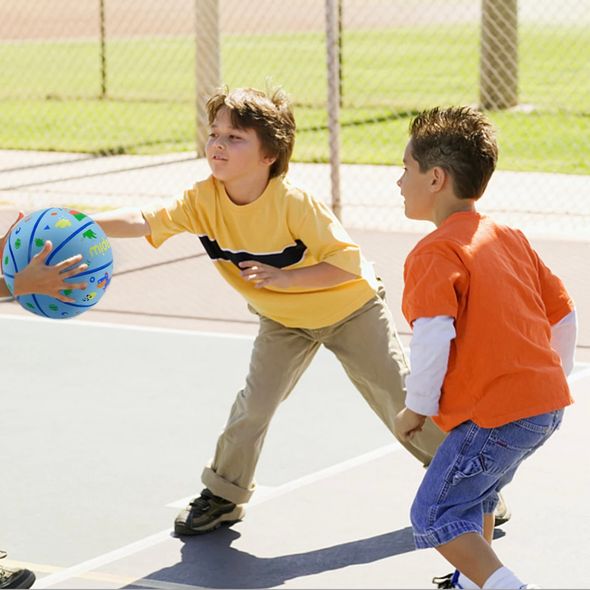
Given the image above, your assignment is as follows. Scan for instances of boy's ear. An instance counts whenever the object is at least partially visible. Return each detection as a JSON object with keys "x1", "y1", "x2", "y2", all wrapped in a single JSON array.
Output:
[
  {"x1": 261, "y1": 153, "x2": 276, "y2": 167},
  {"x1": 430, "y1": 166, "x2": 447, "y2": 192}
]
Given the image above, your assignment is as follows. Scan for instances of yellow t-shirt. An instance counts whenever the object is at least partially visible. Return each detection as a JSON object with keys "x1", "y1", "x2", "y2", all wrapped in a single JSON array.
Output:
[{"x1": 142, "y1": 175, "x2": 378, "y2": 328}]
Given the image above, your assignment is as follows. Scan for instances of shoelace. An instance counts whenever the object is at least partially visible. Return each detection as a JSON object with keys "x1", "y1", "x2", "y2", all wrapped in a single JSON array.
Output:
[
  {"x1": 190, "y1": 496, "x2": 212, "y2": 512},
  {"x1": 189, "y1": 489, "x2": 217, "y2": 512}
]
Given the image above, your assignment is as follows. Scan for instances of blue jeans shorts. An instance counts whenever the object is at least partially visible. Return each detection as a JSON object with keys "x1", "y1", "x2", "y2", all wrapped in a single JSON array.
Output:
[{"x1": 411, "y1": 409, "x2": 564, "y2": 549}]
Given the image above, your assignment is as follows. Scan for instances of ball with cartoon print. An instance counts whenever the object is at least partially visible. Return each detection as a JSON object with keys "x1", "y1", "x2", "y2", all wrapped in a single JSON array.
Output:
[{"x1": 2, "y1": 207, "x2": 113, "y2": 319}]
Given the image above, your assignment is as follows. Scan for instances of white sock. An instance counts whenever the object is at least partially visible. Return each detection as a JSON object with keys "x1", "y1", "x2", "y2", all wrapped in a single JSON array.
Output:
[
  {"x1": 483, "y1": 566, "x2": 524, "y2": 589},
  {"x1": 457, "y1": 571, "x2": 479, "y2": 589}
]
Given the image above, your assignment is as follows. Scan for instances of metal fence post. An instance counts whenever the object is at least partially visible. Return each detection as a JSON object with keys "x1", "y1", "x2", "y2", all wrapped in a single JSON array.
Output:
[
  {"x1": 325, "y1": 0, "x2": 342, "y2": 221},
  {"x1": 480, "y1": 0, "x2": 518, "y2": 110},
  {"x1": 99, "y1": 0, "x2": 107, "y2": 99},
  {"x1": 195, "y1": 0, "x2": 221, "y2": 157}
]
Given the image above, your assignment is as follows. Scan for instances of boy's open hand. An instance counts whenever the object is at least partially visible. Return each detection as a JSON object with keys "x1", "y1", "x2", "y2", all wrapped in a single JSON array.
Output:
[
  {"x1": 394, "y1": 407, "x2": 427, "y2": 442},
  {"x1": 13, "y1": 241, "x2": 89, "y2": 302},
  {"x1": 239, "y1": 260, "x2": 291, "y2": 289}
]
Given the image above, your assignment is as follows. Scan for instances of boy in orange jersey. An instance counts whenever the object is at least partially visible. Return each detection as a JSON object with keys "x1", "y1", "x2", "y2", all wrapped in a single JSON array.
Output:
[{"x1": 394, "y1": 106, "x2": 576, "y2": 590}]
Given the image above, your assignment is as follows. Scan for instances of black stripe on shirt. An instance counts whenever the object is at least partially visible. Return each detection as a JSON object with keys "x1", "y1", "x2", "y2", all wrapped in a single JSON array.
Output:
[{"x1": 198, "y1": 235, "x2": 307, "y2": 268}]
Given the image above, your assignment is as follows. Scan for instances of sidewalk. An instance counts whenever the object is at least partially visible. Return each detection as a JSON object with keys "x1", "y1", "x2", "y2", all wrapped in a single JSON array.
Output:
[
  {"x1": 0, "y1": 150, "x2": 588, "y2": 360},
  {"x1": 1, "y1": 150, "x2": 589, "y2": 240}
]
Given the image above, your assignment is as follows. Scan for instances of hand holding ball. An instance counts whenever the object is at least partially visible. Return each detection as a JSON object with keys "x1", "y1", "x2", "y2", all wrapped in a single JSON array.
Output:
[{"x1": 2, "y1": 208, "x2": 114, "y2": 319}]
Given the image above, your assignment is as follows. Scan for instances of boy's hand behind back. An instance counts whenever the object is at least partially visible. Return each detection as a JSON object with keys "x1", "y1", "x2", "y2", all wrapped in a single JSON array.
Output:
[{"x1": 13, "y1": 241, "x2": 88, "y2": 302}]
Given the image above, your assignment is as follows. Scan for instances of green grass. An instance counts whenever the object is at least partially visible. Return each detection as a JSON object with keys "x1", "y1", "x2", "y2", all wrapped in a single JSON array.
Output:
[{"x1": 1, "y1": 24, "x2": 589, "y2": 174}]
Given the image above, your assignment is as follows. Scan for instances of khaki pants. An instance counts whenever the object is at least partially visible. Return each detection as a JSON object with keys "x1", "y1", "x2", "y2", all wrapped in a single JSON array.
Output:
[{"x1": 202, "y1": 287, "x2": 446, "y2": 504}]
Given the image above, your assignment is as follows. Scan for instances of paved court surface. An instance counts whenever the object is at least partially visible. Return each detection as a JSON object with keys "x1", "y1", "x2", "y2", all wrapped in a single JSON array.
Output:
[
  {"x1": 2, "y1": 316, "x2": 589, "y2": 590},
  {"x1": 1, "y1": 151, "x2": 589, "y2": 588}
]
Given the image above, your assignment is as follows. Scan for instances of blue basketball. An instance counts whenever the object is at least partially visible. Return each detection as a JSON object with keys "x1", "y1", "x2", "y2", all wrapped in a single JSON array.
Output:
[{"x1": 2, "y1": 207, "x2": 113, "y2": 319}]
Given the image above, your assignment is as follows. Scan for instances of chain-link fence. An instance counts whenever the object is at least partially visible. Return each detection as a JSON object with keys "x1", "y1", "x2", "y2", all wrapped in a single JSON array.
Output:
[{"x1": 1, "y1": 0, "x2": 589, "y2": 233}]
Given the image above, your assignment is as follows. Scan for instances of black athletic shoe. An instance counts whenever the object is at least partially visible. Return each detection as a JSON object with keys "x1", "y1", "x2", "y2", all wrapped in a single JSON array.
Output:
[
  {"x1": 0, "y1": 552, "x2": 35, "y2": 589},
  {"x1": 432, "y1": 571, "x2": 461, "y2": 589},
  {"x1": 174, "y1": 488, "x2": 244, "y2": 536},
  {"x1": 494, "y1": 491, "x2": 512, "y2": 527}
]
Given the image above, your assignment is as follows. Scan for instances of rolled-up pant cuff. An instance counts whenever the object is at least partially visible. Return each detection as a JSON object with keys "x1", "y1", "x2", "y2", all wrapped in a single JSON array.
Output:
[{"x1": 202, "y1": 465, "x2": 255, "y2": 504}]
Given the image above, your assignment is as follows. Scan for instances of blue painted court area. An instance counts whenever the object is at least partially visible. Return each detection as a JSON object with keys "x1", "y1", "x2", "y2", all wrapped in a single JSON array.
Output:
[{"x1": 1, "y1": 316, "x2": 589, "y2": 589}]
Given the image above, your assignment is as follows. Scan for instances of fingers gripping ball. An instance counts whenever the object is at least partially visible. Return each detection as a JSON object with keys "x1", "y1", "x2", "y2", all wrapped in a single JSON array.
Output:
[{"x1": 2, "y1": 208, "x2": 113, "y2": 319}]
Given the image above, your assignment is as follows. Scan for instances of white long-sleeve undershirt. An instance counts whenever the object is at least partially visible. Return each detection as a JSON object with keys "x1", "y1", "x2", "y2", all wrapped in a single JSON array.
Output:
[{"x1": 405, "y1": 309, "x2": 577, "y2": 417}]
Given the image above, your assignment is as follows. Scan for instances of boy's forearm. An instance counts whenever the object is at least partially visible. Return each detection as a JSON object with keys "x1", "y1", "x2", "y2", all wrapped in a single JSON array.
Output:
[
  {"x1": 288, "y1": 262, "x2": 356, "y2": 289},
  {"x1": 92, "y1": 207, "x2": 150, "y2": 238}
]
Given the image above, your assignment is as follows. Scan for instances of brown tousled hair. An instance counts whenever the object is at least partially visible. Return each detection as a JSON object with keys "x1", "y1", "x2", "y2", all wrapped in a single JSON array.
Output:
[
  {"x1": 207, "y1": 87, "x2": 296, "y2": 179},
  {"x1": 409, "y1": 106, "x2": 498, "y2": 199}
]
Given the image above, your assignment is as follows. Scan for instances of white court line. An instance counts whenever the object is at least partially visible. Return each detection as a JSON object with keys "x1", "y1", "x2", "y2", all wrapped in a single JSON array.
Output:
[
  {"x1": 0, "y1": 312, "x2": 255, "y2": 341},
  {"x1": 35, "y1": 443, "x2": 402, "y2": 589},
  {"x1": 36, "y1": 357, "x2": 590, "y2": 589},
  {"x1": 167, "y1": 442, "x2": 402, "y2": 509}
]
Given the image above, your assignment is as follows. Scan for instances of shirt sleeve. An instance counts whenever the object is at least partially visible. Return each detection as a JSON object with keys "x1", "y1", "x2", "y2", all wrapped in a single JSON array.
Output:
[
  {"x1": 517, "y1": 230, "x2": 574, "y2": 324},
  {"x1": 405, "y1": 315, "x2": 456, "y2": 416},
  {"x1": 142, "y1": 187, "x2": 201, "y2": 248},
  {"x1": 402, "y1": 250, "x2": 468, "y2": 326},
  {"x1": 291, "y1": 197, "x2": 365, "y2": 276},
  {"x1": 551, "y1": 308, "x2": 577, "y2": 376},
  {"x1": 536, "y1": 255, "x2": 575, "y2": 324}
]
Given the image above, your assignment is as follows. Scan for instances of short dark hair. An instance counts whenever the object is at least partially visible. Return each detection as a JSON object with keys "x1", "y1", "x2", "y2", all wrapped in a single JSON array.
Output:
[
  {"x1": 409, "y1": 106, "x2": 498, "y2": 199},
  {"x1": 207, "y1": 86, "x2": 296, "y2": 179}
]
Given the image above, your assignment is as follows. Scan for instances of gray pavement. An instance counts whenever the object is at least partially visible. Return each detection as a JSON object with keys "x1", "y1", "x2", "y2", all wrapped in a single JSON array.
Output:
[
  {"x1": 1, "y1": 150, "x2": 589, "y2": 588},
  {"x1": 2, "y1": 315, "x2": 589, "y2": 589}
]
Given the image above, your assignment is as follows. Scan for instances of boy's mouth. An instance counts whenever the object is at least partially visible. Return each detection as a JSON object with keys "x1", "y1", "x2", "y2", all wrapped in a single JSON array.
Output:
[{"x1": 212, "y1": 155, "x2": 228, "y2": 161}]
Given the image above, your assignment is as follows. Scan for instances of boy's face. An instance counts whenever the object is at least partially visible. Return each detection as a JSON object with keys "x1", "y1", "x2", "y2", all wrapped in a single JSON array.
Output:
[
  {"x1": 206, "y1": 107, "x2": 275, "y2": 187},
  {"x1": 397, "y1": 140, "x2": 437, "y2": 222}
]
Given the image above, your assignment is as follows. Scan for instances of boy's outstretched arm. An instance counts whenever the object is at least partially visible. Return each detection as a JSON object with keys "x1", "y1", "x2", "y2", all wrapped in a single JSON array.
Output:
[
  {"x1": 92, "y1": 207, "x2": 150, "y2": 238},
  {"x1": 238, "y1": 261, "x2": 356, "y2": 290}
]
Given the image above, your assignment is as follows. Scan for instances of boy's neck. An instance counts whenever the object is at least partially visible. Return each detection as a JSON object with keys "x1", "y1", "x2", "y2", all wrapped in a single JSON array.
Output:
[
  {"x1": 433, "y1": 194, "x2": 477, "y2": 227},
  {"x1": 223, "y1": 174, "x2": 272, "y2": 205}
]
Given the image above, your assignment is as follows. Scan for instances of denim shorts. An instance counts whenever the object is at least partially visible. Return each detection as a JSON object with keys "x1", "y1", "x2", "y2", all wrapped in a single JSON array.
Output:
[{"x1": 411, "y1": 409, "x2": 564, "y2": 549}]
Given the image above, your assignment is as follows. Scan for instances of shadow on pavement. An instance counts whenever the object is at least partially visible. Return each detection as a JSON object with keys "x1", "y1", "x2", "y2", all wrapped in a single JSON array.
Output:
[{"x1": 128, "y1": 526, "x2": 417, "y2": 588}]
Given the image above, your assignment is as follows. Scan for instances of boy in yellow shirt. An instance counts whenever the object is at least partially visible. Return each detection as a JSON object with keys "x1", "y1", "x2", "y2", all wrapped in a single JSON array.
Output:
[{"x1": 95, "y1": 86, "x2": 442, "y2": 535}]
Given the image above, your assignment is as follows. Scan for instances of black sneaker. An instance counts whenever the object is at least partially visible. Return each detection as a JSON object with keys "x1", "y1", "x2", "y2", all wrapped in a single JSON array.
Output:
[
  {"x1": 494, "y1": 491, "x2": 511, "y2": 527},
  {"x1": 432, "y1": 571, "x2": 461, "y2": 589},
  {"x1": 0, "y1": 552, "x2": 35, "y2": 589},
  {"x1": 174, "y1": 488, "x2": 245, "y2": 536}
]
